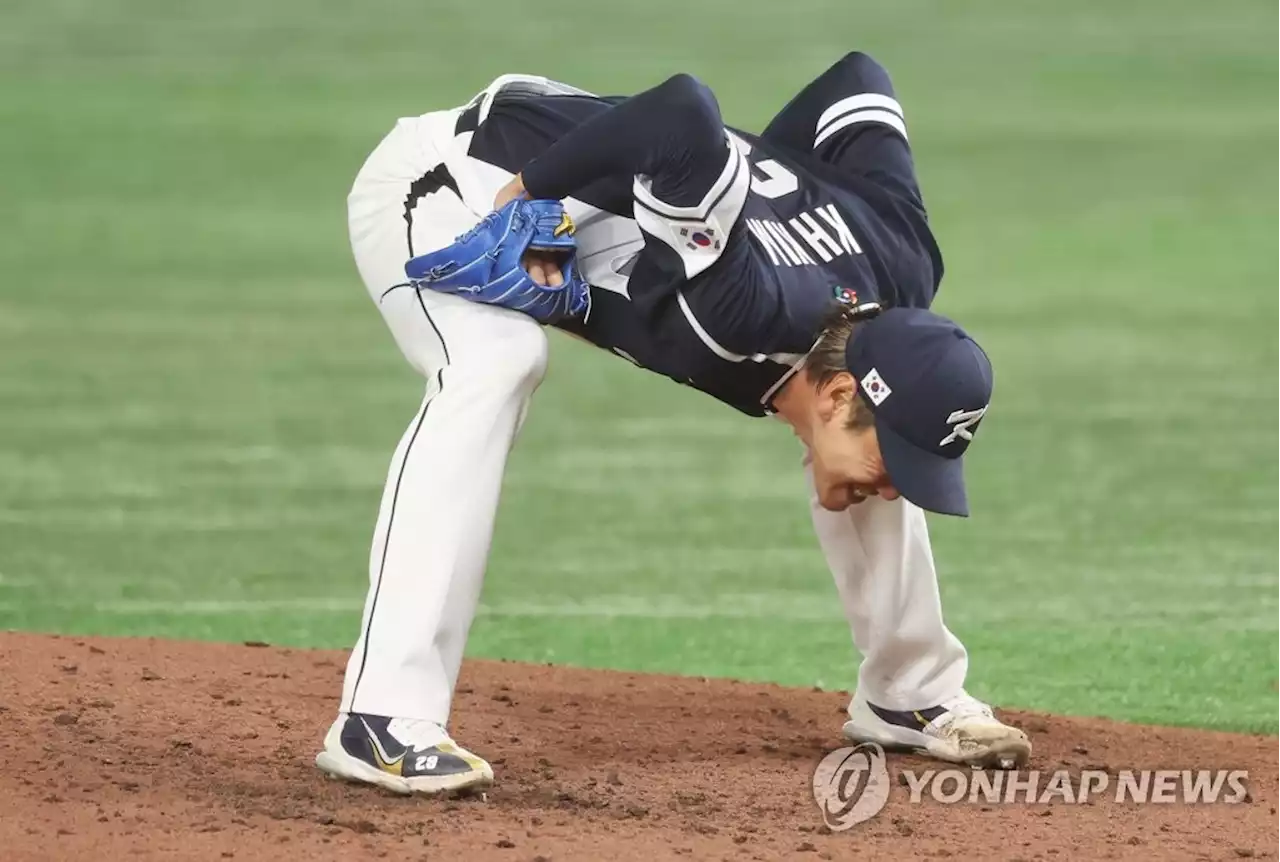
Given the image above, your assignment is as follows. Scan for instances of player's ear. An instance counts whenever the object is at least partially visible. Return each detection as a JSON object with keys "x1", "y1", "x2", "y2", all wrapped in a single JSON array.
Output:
[{"x1": 816, "y1": 372, "x2": 856, "y2": 423}]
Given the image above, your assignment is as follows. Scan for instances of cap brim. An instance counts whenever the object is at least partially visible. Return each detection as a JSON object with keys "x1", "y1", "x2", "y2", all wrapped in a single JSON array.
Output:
[{"x1": 875, "y1": 416, "x2": 970, "y2": 517}]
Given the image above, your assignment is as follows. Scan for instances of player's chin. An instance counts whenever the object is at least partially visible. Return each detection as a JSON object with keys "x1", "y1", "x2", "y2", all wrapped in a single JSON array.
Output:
[
  {"x1": 818, "y1": 489, "x2": 873, "y2": 512},
  {"x1": 817, "y1": 493, "x2": 852, "y2": 512}
]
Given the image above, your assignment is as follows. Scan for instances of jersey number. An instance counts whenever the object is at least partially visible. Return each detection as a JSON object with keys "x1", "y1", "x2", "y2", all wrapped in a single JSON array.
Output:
[
  {"x1": 729, "y1": 132, "x2": 800, "y2": 201},
  {"x1": 749, "y1": 159, "x2": 798, "y2": 200}
]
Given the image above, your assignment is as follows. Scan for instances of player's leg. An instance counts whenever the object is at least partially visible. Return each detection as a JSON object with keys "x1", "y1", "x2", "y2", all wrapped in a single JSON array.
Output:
[
  {"x1": 761, "y1": 52, "x2": 922, "y2": 208},
  {"x1": 317, "y1": 111, "x2": 545, "y2": 794},
  {"x1": 808, "y1": 468, "x2": 967, "y2": 706},
  {"x1": 807, "y1": 466, "x2": 1031, "y2": 768}
]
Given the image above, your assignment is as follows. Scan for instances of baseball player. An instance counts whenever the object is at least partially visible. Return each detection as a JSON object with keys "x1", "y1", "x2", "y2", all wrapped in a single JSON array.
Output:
[{"x1": 316, "y1": 53, "x2": 1031, "y2": 796}]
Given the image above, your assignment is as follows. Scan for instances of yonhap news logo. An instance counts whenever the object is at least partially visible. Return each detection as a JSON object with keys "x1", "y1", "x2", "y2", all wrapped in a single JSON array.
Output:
[
  {"x1": 811, "y1": 743, "x2": 891, "y2": 830},
  {"x1": 811, "y1": 748, "x2": 1250, "y2": 829}
]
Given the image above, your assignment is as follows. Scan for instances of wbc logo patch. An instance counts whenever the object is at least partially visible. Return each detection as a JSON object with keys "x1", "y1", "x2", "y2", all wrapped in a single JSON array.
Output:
[{"x1": 860, "y1": 368, "x2": 892, "y2": 405}]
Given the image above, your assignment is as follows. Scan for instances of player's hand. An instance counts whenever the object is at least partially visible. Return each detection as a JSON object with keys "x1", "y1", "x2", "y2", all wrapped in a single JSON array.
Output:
[
  {"x1": 523, "y1": 250, "x2": 565, "y2": 287},
  {"x1": 494, "y1": 173, "x2": 528, "y2": 210},
  {"x1": 495, "y1": 173, "x2": 565, "y2": 285},
  {"x1": 406, "y1": 197, "x2": 588, "y2": 324}
]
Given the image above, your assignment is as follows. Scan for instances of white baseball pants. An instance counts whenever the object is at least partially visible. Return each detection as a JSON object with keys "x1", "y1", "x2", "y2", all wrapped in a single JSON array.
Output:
[{"x1": 339, "y1": 95, "x2": 968, "y2": 727}]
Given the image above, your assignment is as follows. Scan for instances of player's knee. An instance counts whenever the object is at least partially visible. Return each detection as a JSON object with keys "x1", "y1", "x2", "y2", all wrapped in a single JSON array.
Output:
[{"x1": 482, "y1": 317, "x2": 549, "y2": 392}]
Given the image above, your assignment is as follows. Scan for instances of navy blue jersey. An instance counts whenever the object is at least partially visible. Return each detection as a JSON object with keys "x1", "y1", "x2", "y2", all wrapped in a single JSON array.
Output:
[{"x1": 463, "y1": 53, "x2": 943, "y2": 416}]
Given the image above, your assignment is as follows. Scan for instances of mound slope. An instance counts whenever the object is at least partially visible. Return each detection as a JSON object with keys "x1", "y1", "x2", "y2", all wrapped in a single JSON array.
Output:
[{"x1": 0, "y1": 633, "x2": 1272, "y2": 861}]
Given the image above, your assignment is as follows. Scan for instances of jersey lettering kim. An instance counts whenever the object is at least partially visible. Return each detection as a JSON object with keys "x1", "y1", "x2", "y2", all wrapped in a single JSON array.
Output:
[
  {"x1": 701, "y1": 143, "x2": 866, "y2": 270},
  {"x1": 458, "y1": 67, "x2": 942, "y2": 416}
]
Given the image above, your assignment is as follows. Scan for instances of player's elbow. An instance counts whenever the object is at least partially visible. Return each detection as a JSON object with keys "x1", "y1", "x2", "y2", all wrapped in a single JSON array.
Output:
[
  {"x1": 833, "y1": 51, "x2": 895, "y2": 91},
  {"x1": 657, "y1": 72, "x2": 709, "y2": 99},
  {"x1": 837, "y1": 51, "x2": 883, "y2": 72},
  {"x1": 653, "y1": 73, "x2": 722, "y2": 137},
  {"x1": 838, "y1": 51, "x2": 878, "y2": 66}
]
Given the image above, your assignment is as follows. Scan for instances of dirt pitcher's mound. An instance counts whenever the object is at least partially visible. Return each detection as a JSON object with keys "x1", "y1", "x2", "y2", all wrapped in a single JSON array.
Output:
[{"x1": 0, "y1": 633, "x2": 1273, "y2": 861}]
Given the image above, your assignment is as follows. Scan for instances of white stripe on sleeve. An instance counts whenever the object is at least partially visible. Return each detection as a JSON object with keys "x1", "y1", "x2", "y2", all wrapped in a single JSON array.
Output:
[
  {"x1": 814, "y1": 108, "x2": 908, "y2": 148},
  {"x1": 816, "y1": 93, "x2": 904, "y2": 136},
  {"x1": 814, "y1": 93, "x2": 907, "y2": 147}
]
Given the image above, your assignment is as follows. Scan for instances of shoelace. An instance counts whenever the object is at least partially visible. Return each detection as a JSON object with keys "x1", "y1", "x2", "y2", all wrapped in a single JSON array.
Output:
[
  {"x1": 386, "y1": 717, "x2": 451, "y2": 749},
  {"x1": 933, "y1": 694, "x2": 995, "y2": 730}
]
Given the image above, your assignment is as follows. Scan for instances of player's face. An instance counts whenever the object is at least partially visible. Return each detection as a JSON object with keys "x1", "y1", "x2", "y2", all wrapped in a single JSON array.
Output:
[{"x1": 808, "y1": 383, "x2": 901, "y2": 512}]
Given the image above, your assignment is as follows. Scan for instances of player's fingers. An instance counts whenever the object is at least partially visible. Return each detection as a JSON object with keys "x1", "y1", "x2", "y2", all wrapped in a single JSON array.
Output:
[
  {"x1": 525, "y1": 256, "x2": 549, "y2": 286},
  {"x1": 545, "y1": 265, "x2": 564, "y2": 288},
  {"x1": 493, "y1": 173, "x2": 527, "y2": 210}
]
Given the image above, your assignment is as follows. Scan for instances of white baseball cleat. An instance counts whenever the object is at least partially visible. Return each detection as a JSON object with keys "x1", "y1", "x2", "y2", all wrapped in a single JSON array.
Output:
[
  {"x1": 842, "y1": 691, "x2": 1032, "y2": 769},
  {"x1": 315, "y1": 713, "x2": 494, "y2": 795}
]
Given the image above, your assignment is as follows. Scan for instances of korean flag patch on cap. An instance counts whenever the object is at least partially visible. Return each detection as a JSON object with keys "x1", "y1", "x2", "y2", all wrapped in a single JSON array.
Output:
[{"x1": 860, "y1": 368, "x2": 892, "y2": 406}]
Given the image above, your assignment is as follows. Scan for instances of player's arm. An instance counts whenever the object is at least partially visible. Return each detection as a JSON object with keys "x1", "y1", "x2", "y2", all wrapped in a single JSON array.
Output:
[
  {"x1": 506, "y1": 73, "x2": 751, "y2": 280},
  {"x1": 759, "y1": 52, "x2": 920, "y2": 206},
  {"x1": 761, "y1": 53, "x2": 904, "y2": 151}
]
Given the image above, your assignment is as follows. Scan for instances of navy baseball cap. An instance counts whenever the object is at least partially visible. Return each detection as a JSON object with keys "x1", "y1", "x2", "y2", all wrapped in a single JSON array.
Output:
[{"x1": 844, "y1": 307, "x2": 993, "y2": 517}]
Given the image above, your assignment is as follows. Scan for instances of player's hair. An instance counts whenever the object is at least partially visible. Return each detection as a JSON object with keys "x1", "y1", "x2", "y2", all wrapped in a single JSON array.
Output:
[{"x1": 804, "y1": 303, "x2": 875, "y2": 431}]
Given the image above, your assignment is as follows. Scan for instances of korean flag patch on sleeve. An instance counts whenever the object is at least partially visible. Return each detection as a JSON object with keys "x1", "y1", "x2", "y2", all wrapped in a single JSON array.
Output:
[{"x1": 860, "y1": 368, "x2": 892, "y2": 405}]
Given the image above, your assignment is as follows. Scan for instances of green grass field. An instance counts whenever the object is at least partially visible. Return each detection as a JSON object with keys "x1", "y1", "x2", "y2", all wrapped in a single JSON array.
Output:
[{"x1": 2, "y1": 0, "x2": 1276, "y2": 733}]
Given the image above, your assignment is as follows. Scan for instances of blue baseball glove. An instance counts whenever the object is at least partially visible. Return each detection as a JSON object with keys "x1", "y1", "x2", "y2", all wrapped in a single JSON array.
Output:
[{"x1": 405, "y1": 198, "x2": 590, "y2": 324}]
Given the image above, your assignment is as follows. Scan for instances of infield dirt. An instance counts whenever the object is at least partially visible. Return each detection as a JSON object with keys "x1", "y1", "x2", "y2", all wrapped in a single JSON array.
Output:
[{"x1": 0, "y1": 632, "x2": 1274, "y2": 861}]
